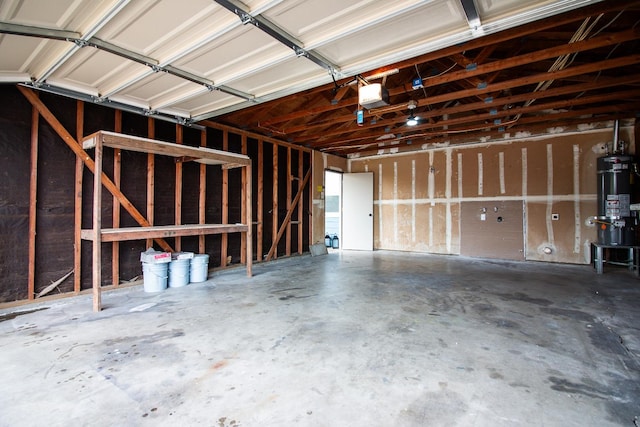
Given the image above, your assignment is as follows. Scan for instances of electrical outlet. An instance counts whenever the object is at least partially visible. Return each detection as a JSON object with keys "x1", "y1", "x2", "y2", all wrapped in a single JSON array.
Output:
[{"x1": 551, "y1": 213, "x2": 559, "y2": 221}]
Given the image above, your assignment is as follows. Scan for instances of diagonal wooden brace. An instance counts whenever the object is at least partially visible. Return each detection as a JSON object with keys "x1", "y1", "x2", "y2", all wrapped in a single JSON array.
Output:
[
  {"x1": 265, "y1": 168, "x2": 311, "y2": 261},
  {"x1": 18, "y1": 85, "x2": 173, "y2": 252}
]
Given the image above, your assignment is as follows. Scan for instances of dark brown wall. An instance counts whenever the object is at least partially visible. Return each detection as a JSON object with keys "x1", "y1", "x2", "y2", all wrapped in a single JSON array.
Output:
[{"x1": 0, "y1": 85, "x2": 310, "y2": 303}]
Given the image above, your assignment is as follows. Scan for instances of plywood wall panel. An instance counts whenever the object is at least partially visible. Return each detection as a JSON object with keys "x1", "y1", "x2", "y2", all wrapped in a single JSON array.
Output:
[
  {"x1": 481, "y1": 147, "x2": 502, "y2": 198},
  {"x1": 414, "y1": 154, "x2": 429, "y2": 200},
  {"x1": 504, "y1": 146, "x2": 523, "y2": 196},
  {"x1": 394, "y1": 158, "x2": 409, "y2": 200},
  {"x1": 432, "y1": 150, "x2": 448, "y2": 199},
  {"x1": 350, "y1": 124, "x2": 635, "y2": 265},
  {"x1": 525, "y1": 143, "x2": 549, "y2": 197},
  {"x1": 551, "y1": 143, "x2": 574, "y2": 196},
  {"x1": 459, "y1": 149, "x2": 478, "y2": 197},
  {"x1": 461, "y1": 201, "x2": 524, "y2": 260}
]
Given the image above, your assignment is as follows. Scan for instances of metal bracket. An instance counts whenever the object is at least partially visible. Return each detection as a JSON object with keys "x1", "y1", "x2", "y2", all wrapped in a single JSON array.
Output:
[{"x1": 214, "y1": 0, "x2": 341, "y2": 77}]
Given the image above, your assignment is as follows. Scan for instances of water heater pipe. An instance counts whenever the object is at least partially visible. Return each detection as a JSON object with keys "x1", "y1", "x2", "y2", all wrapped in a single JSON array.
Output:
[{"x1": 613, "y1": 119, "x2": 620, "y2": 153}]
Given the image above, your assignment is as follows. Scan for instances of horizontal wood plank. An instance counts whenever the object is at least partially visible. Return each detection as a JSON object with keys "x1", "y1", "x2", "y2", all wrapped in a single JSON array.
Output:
[
  {"x1": 82, "y1": 131, "x2": 250, "y2": 168},
  {"x1": 81, "y1": 223, "x2": 248, "y2": 242}
]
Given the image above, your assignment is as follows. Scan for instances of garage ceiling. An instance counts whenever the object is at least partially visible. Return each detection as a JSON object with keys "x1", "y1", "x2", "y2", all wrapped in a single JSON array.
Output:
[{"x1": 1, "y1": 0, "x2": 639, "y2": 157}]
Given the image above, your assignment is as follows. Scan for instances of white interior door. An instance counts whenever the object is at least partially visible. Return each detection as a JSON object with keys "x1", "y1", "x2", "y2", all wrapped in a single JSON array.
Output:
[{"x1": 342, "y1": 172, "x2": 374, "y2": 250}]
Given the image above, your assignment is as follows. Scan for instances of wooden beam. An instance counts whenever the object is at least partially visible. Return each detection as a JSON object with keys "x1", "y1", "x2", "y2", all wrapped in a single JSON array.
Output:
[
  {"x1": 112, "y1": 110, "x2": 122, "y2": 287},
  {"x1": 17, "y1": 86, "x2": 173, "y2": 252},
  {"x1": 308, "y1": 73, "x2": 640, "y2": 147},
  {"x1": 331, "y1": 85, "x2": 351, "y2": 103},
  {"x1": 82, "y1": 130, "x2": 250, "y2": 166},
  {"x1": 335, "y1": 88, "x2": 640, "y2": 148},
  {"x1": 307, "y1": 152, "x2": 312, "y2": 249},
  {"x1": 199, "y1": 119, "x2": 312, "y2": 153},
  {"x1": 199, "y1": 128, "x2": 207, "y2": 254},
  {"x1": 27, "y1": 98, "x2": 38, "y2": 300},
  {"x1": 286, "y1": 147, "x2": 292, "y2": 256},
  {"x1": 298, "y1": 149, "x2": 304, "y2": 255},
  {"x1": 272, "y1": 144, "x2": 278, "y2": 259},
  {"x1": 287, "y1": 44, "x2": 640, "y2": 139},
  {"x1": 221, "y1": 130, "x2": 228, "y2": 267},
  {"x1": 260, "y1": 1, "x2": 640, "y2": 127},
  {"x1": 245, "y1": 160, "x2": 253, "y2": 277},
  {"x1": 74, "y1": 100, "x2": 84, "y2": 294},
  {"x1": 349, "y1": 111, "x2": 639, "y2": 157},
  {"x1": 146, "y1": 118, "x2": 155, "y2": 249},
  {"x1": 82, "y1": 224, "x2": 248, "y2": 242},
  {"x1": 408, "y1": 28, "x2": 640, "y2": 90},
  {"x1": 257, "y1": 139, "x2": 263, "y2": 261},
  {"x1": 321, "y1": 97, "x2": 640, "y2": 153},
  {"x1": 240, "y1": 134, "x2": 247, "y2": 264},
  {"x1": 266, "y1": 169, "x2": 311, "y2": 261},
  {"x1": 175, "y1": 124, "x2": 183, "y2": 252},
  {"x1": 92, "y1": 137, "x2": 103, "y2": 312},
  {"x1": 306, "y1": 56, "x2": 640, "y2": 149}
]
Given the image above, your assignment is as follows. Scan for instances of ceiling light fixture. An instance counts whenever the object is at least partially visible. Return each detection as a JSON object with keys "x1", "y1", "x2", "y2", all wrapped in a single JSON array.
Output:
[{"x1": 406, "y1": 100, "x2": 419, "y2": 126}]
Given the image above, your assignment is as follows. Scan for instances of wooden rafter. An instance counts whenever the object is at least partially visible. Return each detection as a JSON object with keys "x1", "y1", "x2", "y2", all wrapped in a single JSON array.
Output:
[{"x1": 213, "y1": 1, "x2": 640, "y2": 157}]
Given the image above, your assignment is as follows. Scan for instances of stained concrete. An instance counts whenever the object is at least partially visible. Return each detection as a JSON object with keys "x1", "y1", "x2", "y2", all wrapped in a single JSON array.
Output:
[{"x1": 0, "y1": 251, "x2": 639, "y2": 426}]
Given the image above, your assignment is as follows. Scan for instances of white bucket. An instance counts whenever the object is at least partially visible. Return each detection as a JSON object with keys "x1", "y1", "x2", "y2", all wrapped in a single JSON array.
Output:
[
  {"x1": 190, "y1": 254, "x2": 209, "y2": 283},
  {"x1": 142, "y1": 262, "x2": 168, "y2": 293},
  {"x1": 168, "y1": 258, "x2": 190, "y2": 288}
]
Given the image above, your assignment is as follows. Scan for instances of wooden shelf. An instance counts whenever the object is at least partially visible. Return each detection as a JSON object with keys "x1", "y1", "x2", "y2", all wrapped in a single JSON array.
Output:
[
  {"x1": 83, "y1": 131, "x2": 250, "y2": 168},
  {"x1": 81, "y1": 223, "x2": 249, "y2": 242},
  {"x1": 82, "y1": 131, "x2": 253, "y2": 312}
]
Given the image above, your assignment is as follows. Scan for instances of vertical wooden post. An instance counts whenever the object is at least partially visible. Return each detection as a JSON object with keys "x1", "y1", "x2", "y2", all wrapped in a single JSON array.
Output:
[
  {"x1": 246, "y1": 160, "x2": 253, "y2": 277},
  {"x1": 74, "y1": 100, "x2": 84, "y2": 294},
  {"x1": 146, "y1": 118, "x2": 155, "y2": 249},
  {"x1": 112, "y1": 110, "x2": 122, "y2": 287},
  {"x1": 286, "y1": 147, "x2": 292, "y2": 256},
  {"x1": 92, "y1": 140, "x2": 103, "y2": 312},
  {"x1": 175, "y1": 124, "x2": 183, "y2": 252},
  {"x1": 272, "y1": 144, "x2": 278, "y2": 259},
  {"x1": 308, "y1": 152, "x2": 313, "y2": 249},
  {"x1": 27, "y1": 102, "x2": 39, "y2": 300},
  {"x1": 298, "y1": 149, "x2": 304, "y2": 254},
  {"x1": 257, "y1": 139, "x2": 263, "y2": 261},
  {"x1": 240, "y1": 135, "x2": 247, "y2": 264},
  {"x1": 221, "y1": 130, "x2": 229, "y2": 267},
  {"x1": 199, "y1": 128, "x2": 207, "y2": 254}
]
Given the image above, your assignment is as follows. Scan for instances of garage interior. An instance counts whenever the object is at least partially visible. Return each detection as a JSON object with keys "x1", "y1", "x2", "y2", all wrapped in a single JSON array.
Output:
[{"x1": 1, "y1": 0, "x2": 639, "y2": 425}]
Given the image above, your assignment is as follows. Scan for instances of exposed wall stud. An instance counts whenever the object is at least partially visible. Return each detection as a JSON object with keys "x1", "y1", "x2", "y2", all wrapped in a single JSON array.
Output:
[
  {"x1": 286, "y1": 147, "x2": 292, "y2": 256},
  {"x1": 74, "y1": 100, "x2": 84, "y2": 294},
  {"x1": 112, "y1": 110, "x2": 122, "y2": 287},
  {"x1": 221, "y1": 130, "x2": 229, "y2": 266},
  {"x1": 257, "y1": 139, "x2": 264, "y2": 261},
  {"x1": 272, "y1": 144, "x2": 278, "y2": 259},
  {"x1": 175, "y1": 124, "x2": 183, "y2": 252},
  {"x1": 28, "y1": 99, "x2": 39, "y2": 300},
  {"x1": 298, "y1": 149, "x2": 304, "y2": 254},
  {"x1": 199, "y1": 128, "x2": 207, "y2": 253},
  {"x1": 241, "y1": 135, "x2": 247, "y2": 264},
  {"x1": 146, "y1": 118, "x2": 155, "y2": 249}
]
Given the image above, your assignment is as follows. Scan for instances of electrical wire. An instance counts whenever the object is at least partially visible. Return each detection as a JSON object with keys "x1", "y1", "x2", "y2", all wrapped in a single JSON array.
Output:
[
  {"x1": 511, "y1": 15, "x2": 601, "y2": 124},
  {"x1": 324, "y1": 117, "x2": 521, "y2": 152}
]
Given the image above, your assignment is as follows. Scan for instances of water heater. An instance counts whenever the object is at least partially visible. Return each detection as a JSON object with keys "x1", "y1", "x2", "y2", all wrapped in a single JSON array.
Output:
[{"x1": 596, "y1": 121, "x2": 636, "y2": 245}]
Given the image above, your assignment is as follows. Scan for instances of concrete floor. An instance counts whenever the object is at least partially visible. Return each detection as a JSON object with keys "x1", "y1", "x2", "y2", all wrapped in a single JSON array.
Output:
[{"x1": 1, "y1": 251, "x2": 639, "y2": 427}]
